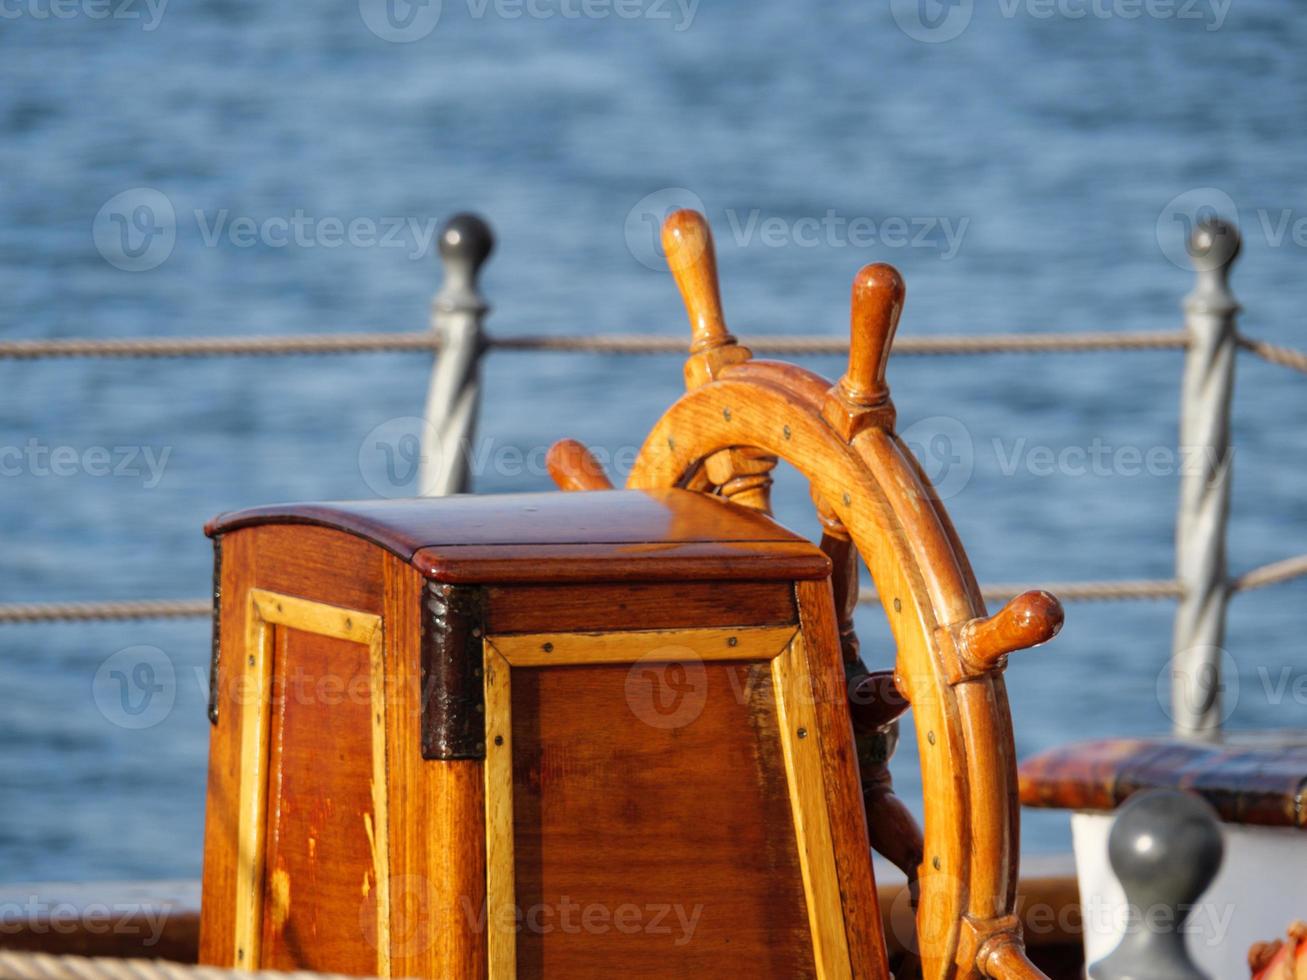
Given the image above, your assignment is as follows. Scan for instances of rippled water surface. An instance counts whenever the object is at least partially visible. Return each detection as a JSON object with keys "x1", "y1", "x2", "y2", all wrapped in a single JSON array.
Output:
[{"x1": 1, "y1": 0, "x2": 1305, "y2": 879}]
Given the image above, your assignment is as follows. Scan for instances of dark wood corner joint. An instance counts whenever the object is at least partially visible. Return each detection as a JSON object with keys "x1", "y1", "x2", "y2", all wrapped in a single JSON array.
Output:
[
  {"x1": 420, "y1": 582, "x2": 488, "y2": 761},
  {"x1": 207, "y1": 535, "x2": 223, "y2": 726}
]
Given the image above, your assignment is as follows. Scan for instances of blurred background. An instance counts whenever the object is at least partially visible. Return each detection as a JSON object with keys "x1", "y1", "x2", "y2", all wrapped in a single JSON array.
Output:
[{"x1": 0, "y1": 0, "x2": 1303, "y2": 881}]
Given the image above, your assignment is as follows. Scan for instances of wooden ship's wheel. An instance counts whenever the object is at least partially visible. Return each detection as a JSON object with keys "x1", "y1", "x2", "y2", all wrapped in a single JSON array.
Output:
[{"x1": 547, "y1": 210, "x2": 1064, "y2": 980}]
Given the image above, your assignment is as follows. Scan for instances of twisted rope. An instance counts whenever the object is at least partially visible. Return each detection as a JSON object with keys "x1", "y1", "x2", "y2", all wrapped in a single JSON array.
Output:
[
  {"x1": 0, "y1": 329, "x2": 1194, "y2": 360},
  {"x1": 3, "y1": 555, "x2": 1302, "y2": 624},
  {"x1": 976, "y1": 579, "x2": 1186, "y2": 604},
  {"x1": 1237, "y1": 333, "x2": 1307, "y2": 374},
  {"x1": 494, "y1": 330, "x2": 1193, "y2": 356},
  {"x1": 0, "y1": 952, "x2": 373, "y2": 980},
  {"x1": 0, "y1": 328, "x2": 1302, "y2": 371},
  {"x1": 858, "y1": 579, "x2": 1184, "y2": 607},
  {"x1": 0, "y1": 334, "x2": 442, "y2": 359},
  {"x1": 0, "y1": 599, "x2": 210, "y2": 623},
  {"x1": 1232, "y1": 553, "x2": 1307, "y2": 593}
]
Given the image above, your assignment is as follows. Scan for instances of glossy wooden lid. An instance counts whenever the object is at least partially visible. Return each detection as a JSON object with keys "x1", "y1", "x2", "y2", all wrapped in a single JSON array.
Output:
[
  {"x1": 206, "y1": 489, "x2": 830, "y2": 585},
  {"x1": 1019, "y1": 735, "x2": 1307, "y2": 829}
]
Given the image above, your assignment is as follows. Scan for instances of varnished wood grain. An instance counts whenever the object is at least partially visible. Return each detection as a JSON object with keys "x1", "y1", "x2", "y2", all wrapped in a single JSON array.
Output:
[
  {"x1": 772, "y1": 633, "x2": 855, "y2": 979},
  {"x1": 203, "y1": 535, "x2": 490, "y2": 978},
  {"x1": 210, "y1": 491, "x2": 830, "y2": 585},
  {"x1": 381, "y1": 554, "x2": 487, "y2": 980},
  {"x1": 484, "y1": 581, "x2": 797, "y2": 634},
  {"x1": 231, "y1": 591, "x2": 386, "y2": 974},
  {"x1": 796, "y1": 579, "x2": 893, "y2": 980},
  {"x1": 257, "y1": 626, "x2": 384, "y2": 976},
  {"x1": 198, "y1": 530, "x2": 253, "y2": 967},
  {"x1": 412, "y1": 540, "x2": 828, "y2": 585},
  {"x1": 509, "y1": 661, "x2": 816, "y2": 977},
  {"x1": 247, "y1": 525, "x2": 385, "y2": 617},
  {"x1": 1019, "y1": 736, "x2": 1307, "y2": 828}
]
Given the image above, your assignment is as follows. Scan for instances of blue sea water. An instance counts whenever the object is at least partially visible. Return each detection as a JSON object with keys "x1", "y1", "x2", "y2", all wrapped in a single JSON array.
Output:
[{"x1": 0, "y1": 0, "x2": 1305, "y2": 881}]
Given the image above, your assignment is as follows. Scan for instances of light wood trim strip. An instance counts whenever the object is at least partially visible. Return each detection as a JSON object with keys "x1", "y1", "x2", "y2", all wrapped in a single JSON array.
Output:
[
  {"x1": 366, "y1": 621, "x2": 391, "y2": 977},
  {"x1": 232, "y1": 592, "x2": 275, "y2": 969},
  {"x1": 488, "y1": 625, "x2": 797, "y2": 668},
  {"x1": 249, "y1": 589, "x2": 382, "y2": 646},
  {"x1": 482, "y1": 641, "x2": 516, "y2": 979},
  {"x1": 772, "y1": 634, "x2": 854, "y2": 980},
  {"x1": 234, "y1": 590, "x2": 388, "y2": 973}
]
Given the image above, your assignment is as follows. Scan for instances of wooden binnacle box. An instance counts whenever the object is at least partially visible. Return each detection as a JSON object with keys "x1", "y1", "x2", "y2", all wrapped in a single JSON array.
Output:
[{"x1": 198, "y1": 489, "x2": 886, "y2": 978}]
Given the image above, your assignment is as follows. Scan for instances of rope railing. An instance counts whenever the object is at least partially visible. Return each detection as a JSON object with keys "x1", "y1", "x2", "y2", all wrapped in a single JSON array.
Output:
[
  {"x1": 1, "y1": 555, "x2": 1301, "y2": 624},
  {"x1": 0, "y1": 598, "x2": 211, "y2": 623},
  {"x1": 0, "y1": 327, "x2": 1198, "y2": 360},
  {"x1": 490, "y1": 329, "x2": 1197, "y2": 356},
  {"x1": 973, "y1": 579, "x2": 1186, "y2": 604},
  {"x1": 1236, "y1": 333, "x2": 1307, "y2": 374},
  {"x1": 0, "y1": 333, "x2": 443, "y2": 359},
  {"x1": 1231, "y1": 553, "x2": 1307, "y2": 593},
  {"x1": 2, "y1": 328, "x2": 1303, "y2": 372}
]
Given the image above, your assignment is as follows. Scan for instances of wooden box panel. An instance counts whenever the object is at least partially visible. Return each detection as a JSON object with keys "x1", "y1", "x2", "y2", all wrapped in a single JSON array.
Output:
[
  {"x1": 482, "y1": 624, "x2": 861, "y2": 979},
  {"x1": 202, "y1": 533, "x2": 494, "y2": 978},
  {"x1": 228, "y1": 589, "x2": 389, "y2": 976},
  {"x1": 200, "y1": 501, "x2": 883, "y2": 979},
  {"x1": 260, "y1": 626, "x2": 383, "y2": 975},
  {"x1": 510, "y1": 662, "x2": 814, "y2": 977}
]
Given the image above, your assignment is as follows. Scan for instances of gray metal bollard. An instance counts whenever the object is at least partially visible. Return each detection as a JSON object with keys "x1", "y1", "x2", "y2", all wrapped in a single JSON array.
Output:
[
  {"x1": 420, "y1": 213, "x2": 495, "y2": 496},
  {"x1": 1088, "y1": 789, "x2": 1225, "y2": 980},
  {"x1": 1171, "y1": 218, "x2": 1241, "y2": 738}
]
